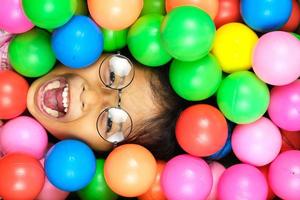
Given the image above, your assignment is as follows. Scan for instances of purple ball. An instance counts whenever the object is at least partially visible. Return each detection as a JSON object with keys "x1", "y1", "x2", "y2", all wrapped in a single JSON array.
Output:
[
  {"x1": 161, "y1": 154, "x2": 213, "y2": 200},
  {"x1": 217, "y1": 164, "x2": 268, "y2": 200}
]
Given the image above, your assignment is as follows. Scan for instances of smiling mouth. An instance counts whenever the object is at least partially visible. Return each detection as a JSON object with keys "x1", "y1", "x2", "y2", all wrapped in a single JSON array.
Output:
[{"x1": 37, "y1": 76, "x2": 70, "y2": 118}]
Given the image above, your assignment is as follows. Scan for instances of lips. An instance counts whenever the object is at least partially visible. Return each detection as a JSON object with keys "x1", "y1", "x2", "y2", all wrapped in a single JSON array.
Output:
[{"x1": 37, "y1": 77, "x2": 70, "y2": 118}]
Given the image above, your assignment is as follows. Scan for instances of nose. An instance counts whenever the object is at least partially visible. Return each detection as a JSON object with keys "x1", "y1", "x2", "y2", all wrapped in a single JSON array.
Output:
[{"x1": 80, "y1": 87, "x2": 116, "y2": 108}]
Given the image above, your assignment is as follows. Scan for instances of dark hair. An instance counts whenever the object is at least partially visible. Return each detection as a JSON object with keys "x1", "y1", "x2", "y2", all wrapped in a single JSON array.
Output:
[{"x1": 122, "y1": 64, "x2": 192, "y2": 160}]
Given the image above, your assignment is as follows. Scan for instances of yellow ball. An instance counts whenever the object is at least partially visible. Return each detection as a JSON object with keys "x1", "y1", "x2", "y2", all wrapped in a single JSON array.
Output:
[{"x1": 212, "y1": 22, "x2": 258, "y2": 73}]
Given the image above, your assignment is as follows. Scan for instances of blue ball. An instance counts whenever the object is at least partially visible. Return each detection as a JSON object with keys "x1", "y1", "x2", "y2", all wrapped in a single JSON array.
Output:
[
  {"x1": 52, "y1": 15, "x2": 103, "y2": 68},
  {"x1": 45, "y1": 139, "x2": 96, "y2": 191},
  {"x1": 241, "y1": 0, "x2": 292, "y2": 32},
  {"x1": 207, "y1": 121, "x2": 234, "y2": 160}
]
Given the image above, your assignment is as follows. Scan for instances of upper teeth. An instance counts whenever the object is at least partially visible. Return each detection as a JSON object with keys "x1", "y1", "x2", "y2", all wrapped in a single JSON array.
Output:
[{"x1": 62, "y1": 84, "x2": 69, "y2": 113}]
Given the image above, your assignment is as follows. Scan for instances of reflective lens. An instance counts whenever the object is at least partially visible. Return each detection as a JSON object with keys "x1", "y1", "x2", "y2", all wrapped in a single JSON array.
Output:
[
  {"x1": 99, "y1": 54, "x2": 134, "y2": 90},
  {"x1": 96, "y1": 107, "x2": 133, "y2": 144}
]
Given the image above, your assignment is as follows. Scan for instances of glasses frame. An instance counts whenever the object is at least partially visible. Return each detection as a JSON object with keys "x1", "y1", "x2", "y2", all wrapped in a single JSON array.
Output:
[{"x1": 96, "y1": 54, "x2": 135, "y2": 145}]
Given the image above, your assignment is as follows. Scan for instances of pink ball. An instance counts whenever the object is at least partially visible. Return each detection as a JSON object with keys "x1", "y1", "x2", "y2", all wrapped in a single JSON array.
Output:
[
  {"x1": 269, "y1": 150, "x2": 300, "y2": 200},
  {"x1": 253, "y1": 31, "x2": 300, "y2": 86},
  {"x1": 207, "y1": 162, "x2": 226, "y2": 200},
  {"x1": 232, "y1": 117, "x2": 282, "y2": 166},
  {"x1": 268, "y1": 79, "x2": 300, "y2": 131},
  {"x1": 0, "y1": 0, "x2": 34, "y2": 33},
  {"x1": 0, "y1": 125, "x2": 3, "y2": 158},
  {"x1": 0, "y1": 116, "x2": 48, "y2": 159},
  {"x1": 161, "y1": 154, "x2": 213, "y2": 200},
  {"x1": 217, "y1": 164, "x2": 268, "y2": 200},
  {"x1": 36, "y1": 159, "x2": 69, "y2": 200}
]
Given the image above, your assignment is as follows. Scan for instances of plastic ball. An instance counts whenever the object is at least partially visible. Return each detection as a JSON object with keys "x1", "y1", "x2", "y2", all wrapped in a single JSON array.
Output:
[
  {"x1": 165, "y1": 0, "x2": 219, "y2": 20},
  {"x1": 280, "y1": 130, "x2": 300, "y2": 152},
  {"x1": 104, "y1": 144, "x2": 156, "y2": 197},
  {"x1": 207, "y1": 121, "x2": 233, "y2": 160},
  {"x1": 128, "y1": 14, "x2": 171, "y2": 67},
  {"x1": 87, "y1": 0, "x2": 143, "y2": 30},
  {"x1": 0, "y1": 0, "x2": 34, "y2": 33},
  {"x1": 212, "y1": 23, "x2": 258, "y2": 73},
  {"x1": 214, "y1": 0, "x2": 241, "y2": 28},
  {"x1": 232, "y1": 117, "x2": 282, "y2": 166},
  {"x1": 8, "y1": 28, "x2": 56, "y2": 77},
  {"x1": 77, "y1": 159, "x2": 118, "y2": 200},
  {"x1": 0, "y1": 153, "x2": 45, "y2": 200},
  {"x1": 241, "y1": 0, "x2": 292, "y2": 32},
  {"x1": 268, "y1": 80, "x2": 300, "y2": 131},
  {"x1": 169, "y1": 54, "x2": 221, "y2": 100},
  {"x1": 217, "y1": 164, "x2": 268, "y2": 200},
  {"x1": 103, "y1": 28, "x2": 128, "y2": 52},
  {"x1": 52, "y1": 15, "x2": 103, "y2": 68},
  {"x1": 207, "y1": 162, "x2": 226, "y2": 200},
  {"x1": 253, "y1": 31, "x2": 300, "y2": 86},
  {"x1": 0, "y1": 116, "x2": 48, "y2": 159},
  {"x1": 161, "y1": 154, "x2": 213, "y2": 200},
  {"x1": 141, "y1": 0, "x2": 166, "y2": 16},
  {"x1": 0, "y1": 70, "x2": 29, "y2": 119},
  {"x1": 36, "y1": 159, "x2": 69, "y2": 200},
  {"x1": 217, "y1": 71, "x2": 270, "y2": 124},
  {"x1": 281, "y1": 0, "x2": 300, "y2": 31},
  {"x1": 161, "y1": 6, "x2": 216, "y2": 62},
  {"x1": 75, "y1": 0, "x2": 88, "y2": 15},
  {"x1": 45, "y1": 139, "x2": 96, "y2": 192},
  {"x1": 269, "y1": 150, "x2": 300, "y2": 200},
  {"x1": 22, "y1": 0, "x2": 77, "y2": 29},
  {"x1": 176, "y1": 104, "x2": 228, "y2": 157},
  {"x1": 292, "y1": 32, "x2": 300, "y2": 40},
  {"x1": 258, "y1": 165, "x2": 276, "y2": 200},
  {"x1": 138, "y1": 161, "x2": 166, "y2": 200}
]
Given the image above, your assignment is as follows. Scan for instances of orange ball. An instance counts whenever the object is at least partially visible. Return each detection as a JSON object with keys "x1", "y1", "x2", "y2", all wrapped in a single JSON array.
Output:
[
  {"x1": 104, "y1": 144, "x2": 157, "y2": 197},
  {"x1": 280, "y1": 130, "x2": 300, "y2": 152},
  {"x1": 87, "y1": 0, "x2": 143, "y2": 30},
  {"x1": 165, "y1": 0, "x2": 219, "y2": 19},
  {"x1": 281, "y1": 0, "x2": 300, "y2": 32},
  {"x1": 138, "y1": 161, "x2": 167, "y2": 200}
]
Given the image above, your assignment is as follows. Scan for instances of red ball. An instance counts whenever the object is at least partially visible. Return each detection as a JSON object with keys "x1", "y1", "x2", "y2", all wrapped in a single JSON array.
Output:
[
  {"x1": 214, "y1": 0, "x2": 241, "y2": 28},
  {"x1": 0, "y1": 153, "x2": 45, "y2": 199},
  {"x1": 0, "y1": 70, "x2": 29, "y2": 119},
  {"x1": 176, "y1": 104, "x2": 228, "y2": 157},
  {"x1": 281, "y1": 0, "x2": 300, "y2": 32}
]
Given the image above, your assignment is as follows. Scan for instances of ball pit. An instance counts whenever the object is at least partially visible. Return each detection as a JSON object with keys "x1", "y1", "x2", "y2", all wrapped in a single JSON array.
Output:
[{"x1": 1, "y1": 1, "x2": 300, "y2": 199}]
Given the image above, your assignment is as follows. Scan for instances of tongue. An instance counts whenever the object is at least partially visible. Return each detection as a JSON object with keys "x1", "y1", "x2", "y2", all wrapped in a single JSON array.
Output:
[{"x1": 44, "y1": 88, "x2": 65, "y2": 113}]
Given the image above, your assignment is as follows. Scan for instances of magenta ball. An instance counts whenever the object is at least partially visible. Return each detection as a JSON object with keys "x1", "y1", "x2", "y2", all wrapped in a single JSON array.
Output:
[
  {"x1": 218, "y1": 164, "x2": 268, "y2": 200},
  {"x1": 268, "y1": 79, "x2": 300, "y2": 131},
  {"x1": 36, "y1": 159, "x2": 69, "y2": 200},
  {"x1": 232, "y1": 117, "x2": 282, "y2": 166},
  {"x1": 269, "y1": 150, "x2": 300, "y2": 200},
  {"x1": 253, "y1": 31, "x2": 300, "y2": 86},
  {"x1": 161, "y1": 154, "x2": 213, "y2": 200},
  {"x1": 0, "y1": 0, "x2": 34, "y2": 33},
  {"x1": 0, "y1": 116, "x2": 48, "y2": 159},
  {"x1": 207, "y1": 162, "x2": 226, "y2": 200}
]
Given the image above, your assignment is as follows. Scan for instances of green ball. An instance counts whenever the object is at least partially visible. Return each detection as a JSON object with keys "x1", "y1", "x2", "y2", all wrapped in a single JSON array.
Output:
[
  {"x1": 75, "y1": 0, "x2": 88, "y2": 15},
  {"x1": 128, "y1": 14, "x2": 172, "y2": 67},
  {"x1": 22, "y1": 0, "x2": 77, "y2": 29},
  {"x1": 170, "y1": 54, "x2": 222, "y2": 101},
  {"x1": 217, "y1": 71, "x2": 270, "y2": 124},
  {"x1": 8, "y1": 28, "x2": 56, "y2": 77},
  {"x1": 161, "y1": 6, "x2": 216, "y2": 62},
  {"x1": 291, "y1": 32, "x2": 300, "y2": 40},
  {"x1": 141, "y1": 0, "x2": 166, "y2": 16},
  {"x1": 103, "y1": 28, "x2": 128, "y2": 52},
  {"x1": 77, "y1": 159, "x2": 118, "y2": 200}
]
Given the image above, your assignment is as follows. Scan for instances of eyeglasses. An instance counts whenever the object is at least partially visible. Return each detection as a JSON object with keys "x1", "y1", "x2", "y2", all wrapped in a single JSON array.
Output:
[{"x1": 96, "y1": 54, "x2": 135, "y2": 145}]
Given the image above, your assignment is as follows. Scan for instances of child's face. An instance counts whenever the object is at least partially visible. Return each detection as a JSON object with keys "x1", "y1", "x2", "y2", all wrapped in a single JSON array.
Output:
[{"x1": 27, "y1": 54, "x2": 160, "y2": 151}]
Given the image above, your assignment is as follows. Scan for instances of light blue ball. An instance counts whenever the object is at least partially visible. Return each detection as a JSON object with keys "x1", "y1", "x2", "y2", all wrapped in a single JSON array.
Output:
[
  {"x1": 45, "y1": 139, "x2": 96, "y2": 192},
  {"x1": 52, "y1": 15, "x2": 103, "y2": 68},
  {"x1": 241, "y1": 0, "x2": 292, "y2": 32}
]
